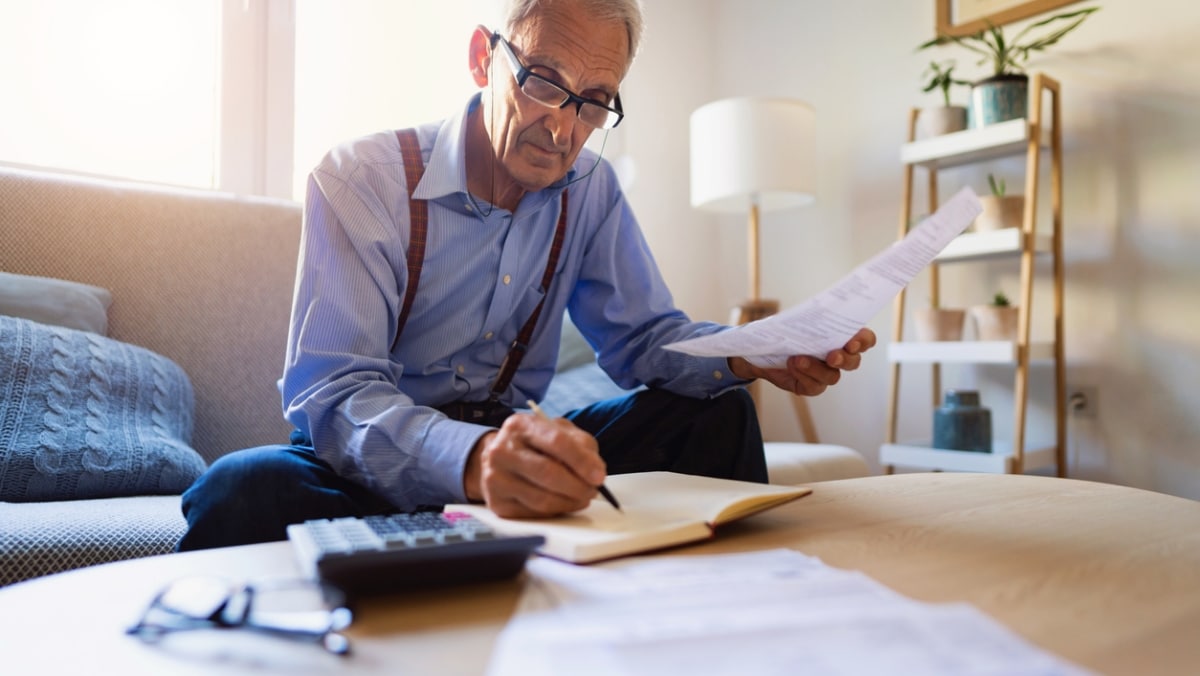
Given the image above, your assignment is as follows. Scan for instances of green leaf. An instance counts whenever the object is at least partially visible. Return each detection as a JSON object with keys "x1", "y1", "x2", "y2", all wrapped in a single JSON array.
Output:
[{"x1": 920, "y1": 6, "x2": 1099, "y2": 76}]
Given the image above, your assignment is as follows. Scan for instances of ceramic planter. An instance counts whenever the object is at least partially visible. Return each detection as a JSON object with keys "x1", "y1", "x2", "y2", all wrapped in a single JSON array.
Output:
[
  {"x1": 918, "y1": 105, "x2": 968, "y2": 137},
  {"x1": 974, "y1": 194, "x2": 1024, "y2": 232},
  {"x1": 933, "y1": 390, "x2": 992, "y2": 453},
  {"x1": 912, "y1": 307, "x2": 965, "y2": 342},
  {"x1": 970, "y1": 305, "x2": 1019, "y2": 341},
  {"x1": 969, "y1": 74, "x2": 1028, "y2": 128}
]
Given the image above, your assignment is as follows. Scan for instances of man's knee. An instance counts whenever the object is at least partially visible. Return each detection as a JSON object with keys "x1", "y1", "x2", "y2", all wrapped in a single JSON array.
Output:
[
  {"x1": 178, "y1": 445, "x2": 332, "y2": 551},
  {"x1": 185, "y1": 445, "x2": 307, "y2": 503},
  {"x1": 712, "y1": 387, "x2": 756, "y2": 418},
  {"x1": 667, "y1": 387, "x2": 759, "y2": 430}
]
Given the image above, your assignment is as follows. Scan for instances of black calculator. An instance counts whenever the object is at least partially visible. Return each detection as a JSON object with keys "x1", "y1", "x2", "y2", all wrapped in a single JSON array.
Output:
[{"x1": 286, "y1": 511, "x2": 544, "y2": 599}]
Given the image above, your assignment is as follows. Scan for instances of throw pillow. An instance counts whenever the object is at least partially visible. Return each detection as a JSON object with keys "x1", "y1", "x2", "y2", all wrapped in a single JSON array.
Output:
[
  {"x1": 0, "y1": 271, "x2": 113, "y2": 335},
  {"x1": 0, "y1": 315, "x2": 206, "y2": 502}
]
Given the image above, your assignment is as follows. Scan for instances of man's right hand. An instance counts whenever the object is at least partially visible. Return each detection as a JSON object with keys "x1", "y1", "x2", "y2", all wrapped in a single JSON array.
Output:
[{"x1": 463, "y1": 413, "x2": 606, "y2": 518}]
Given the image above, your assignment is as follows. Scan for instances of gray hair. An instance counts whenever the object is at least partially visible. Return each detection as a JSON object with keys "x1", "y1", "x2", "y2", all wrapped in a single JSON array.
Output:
[{"x1": 503, "y1": 0, "x2": 645, "y2": 67}]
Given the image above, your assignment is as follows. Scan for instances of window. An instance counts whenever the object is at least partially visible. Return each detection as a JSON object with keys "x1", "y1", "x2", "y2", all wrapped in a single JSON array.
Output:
[
  {"x1": 0, "y1": 1, "x2": 221, "y2": 189},
  {"x1": 1, "y1": 1, "x2": 533, "y2": 202}
]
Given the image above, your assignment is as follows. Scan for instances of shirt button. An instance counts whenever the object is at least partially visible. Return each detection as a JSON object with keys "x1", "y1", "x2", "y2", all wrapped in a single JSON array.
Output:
[
  {"x1": 484, "y1": 331, "x2": 494, "y2": 340},
  {"x1": 712, "y1": 370, "x2": 724, "y2": 380},
  {"x1": 456, "y1": 365, "x2": 465, "y2": 374},
  {"x1": 502, "y1": 274, "x2": 512, "y2": 285},
  {"x1": 464, "y1": 202, "x2": 473, "y2": 212}
]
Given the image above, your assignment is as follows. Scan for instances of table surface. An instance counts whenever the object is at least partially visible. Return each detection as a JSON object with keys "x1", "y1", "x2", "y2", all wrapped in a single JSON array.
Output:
[{"x1": 3, "y1": 472, "x2": 1198, "y2": 675}]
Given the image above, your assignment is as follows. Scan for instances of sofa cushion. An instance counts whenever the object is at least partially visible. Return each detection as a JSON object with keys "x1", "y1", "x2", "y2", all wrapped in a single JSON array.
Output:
[
  {"x1": 0, "y1": 495, "x2": 185, "y2": 585},
  {"x1": 541, "y1": 361, "x2": 634, "y2": 418},
  {"x1": 0, "y1": 315, "x2": 205, "y2": 502},
  {"x1": 0, "y1": 271, "x2": 112, "y2": 335}
]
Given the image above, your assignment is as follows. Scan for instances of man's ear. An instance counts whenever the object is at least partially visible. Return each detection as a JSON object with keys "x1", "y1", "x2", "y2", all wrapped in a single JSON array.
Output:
[{"x1": 468, "y1": 25, "x2": 493, "y2": 87}]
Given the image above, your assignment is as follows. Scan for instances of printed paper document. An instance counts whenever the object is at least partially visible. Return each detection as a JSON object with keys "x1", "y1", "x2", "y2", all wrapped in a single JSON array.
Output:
[
  {"x1": 487, "y1": 549, "x2": 1090, "y2": 676},
  {"x1": 664, "y1": 186, "x2": 983, "y2": 368}
]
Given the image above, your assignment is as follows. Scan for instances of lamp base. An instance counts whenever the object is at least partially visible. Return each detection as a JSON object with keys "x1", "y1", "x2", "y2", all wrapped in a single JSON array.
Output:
[
  {"x1": 728, "y1": 297, "x2": 820, "y2": 444},
  {"x1": 730, "y1": 299, "x2": 780, "y2": 325}
]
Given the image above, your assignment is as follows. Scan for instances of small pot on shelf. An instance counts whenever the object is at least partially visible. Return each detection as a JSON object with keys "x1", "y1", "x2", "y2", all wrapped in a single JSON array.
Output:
[
  {"x1": 974, "y1": 174, "x2": 1024, "y2": 232},
  {"x1": 970, "y1": 293, "x2": 1019, "y2": 341},
  {"x1": 975, "y1": 195, "x2": 1024, "y2": 232},
  {"x1": 919, "y1": 105, "x2": 968, "y2": 137},
  {"x1": 969, "y1": 73, "x2": 1028, "y2": 128},
  {"x1": 912, "y1": 307, "x2": 965, "y2": 342},
  {"x1": 917, "y1": 60, "x2": 971, "y2": 138}
]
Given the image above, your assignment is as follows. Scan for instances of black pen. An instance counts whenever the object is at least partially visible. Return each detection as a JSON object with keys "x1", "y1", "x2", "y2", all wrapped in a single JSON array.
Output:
[{"x1": 527, "y1": 400, "x2": 622, "y2": 512}]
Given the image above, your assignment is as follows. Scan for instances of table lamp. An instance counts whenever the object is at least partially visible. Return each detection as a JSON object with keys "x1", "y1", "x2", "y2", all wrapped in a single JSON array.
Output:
[
  {"x1": 689, "y1": 96, "x2": 816, "y2": 323},
  {"x1": 689, "y1": 97, "x2": 818, "y2": 440}
]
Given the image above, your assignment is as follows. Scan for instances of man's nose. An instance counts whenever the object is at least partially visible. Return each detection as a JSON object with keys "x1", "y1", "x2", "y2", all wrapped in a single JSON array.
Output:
[{"x1": 545, "y1": 104, "x2": 579, "y2": 148}]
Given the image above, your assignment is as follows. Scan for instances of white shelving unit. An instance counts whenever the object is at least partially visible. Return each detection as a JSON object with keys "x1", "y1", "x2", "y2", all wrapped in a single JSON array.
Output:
[
  {"x1": 881, "y1": 440, "x2": 1058, "y2": 474},
  {"x1": 883, "y1": 73, "x2": 1067, "y2": 476},
  {"x1": 936, "y1": 228, "x2": 1052, "y2": 263}
]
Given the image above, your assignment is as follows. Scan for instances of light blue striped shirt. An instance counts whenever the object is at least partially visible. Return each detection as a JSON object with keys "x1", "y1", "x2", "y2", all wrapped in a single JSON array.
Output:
[{"x1": 280, "y1": 95, "x2": 742, "y2": 510}]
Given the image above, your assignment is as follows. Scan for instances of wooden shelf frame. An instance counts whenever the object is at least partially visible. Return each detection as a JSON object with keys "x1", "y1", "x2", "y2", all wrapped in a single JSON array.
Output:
[{"x1": 884, "y1": 73, "x2": 1067, "y2": 477}]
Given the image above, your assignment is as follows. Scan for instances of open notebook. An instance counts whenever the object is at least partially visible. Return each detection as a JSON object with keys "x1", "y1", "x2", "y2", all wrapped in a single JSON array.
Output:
[{"x1": 447, "y1": 471, "x2": 812, "y2": 564}]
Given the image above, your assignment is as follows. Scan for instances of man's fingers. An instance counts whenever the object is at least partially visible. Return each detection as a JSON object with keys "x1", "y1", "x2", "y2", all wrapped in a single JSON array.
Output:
[
  {"x1": 508, "y1": 413, "x2": 606, "y2": 485},
  {"x1": 482, "y1": 460, "x2": 595, "y2": 517},
  {"x1": 788, "y1": 355, "x2": 842, "y2": 386},
  {"x1": 477, "y1": 414, "x2": 604, "y2": 518}
]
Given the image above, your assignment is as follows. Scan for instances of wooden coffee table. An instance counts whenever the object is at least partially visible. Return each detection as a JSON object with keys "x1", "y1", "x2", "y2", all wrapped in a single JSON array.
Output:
[{"x1": 2, "y1": 473, "x2": 1198, "y2": 675}]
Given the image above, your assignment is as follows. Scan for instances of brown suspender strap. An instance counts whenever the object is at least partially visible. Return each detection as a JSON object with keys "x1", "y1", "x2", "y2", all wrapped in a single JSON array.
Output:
[
  {"x1": 488, "y1": 190, "x2": 567, "y2": 402},
  {"x1": 391, "y1": 129, "x2": 427, "y2": 352},
  {"x1": 390, "y1": 128, "x2": 568, "y2": 402}
]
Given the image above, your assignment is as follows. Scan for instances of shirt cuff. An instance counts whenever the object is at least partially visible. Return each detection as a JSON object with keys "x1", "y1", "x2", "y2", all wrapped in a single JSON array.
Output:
[
  {"x1": 420, "y1": 418, "x2": 496, "y2": 504},
  {"x1": 705, "y1": 355, "x2": 751, "y2": 396}
]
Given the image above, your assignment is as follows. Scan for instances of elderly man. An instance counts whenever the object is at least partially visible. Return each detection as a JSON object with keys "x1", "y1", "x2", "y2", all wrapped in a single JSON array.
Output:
[{"x1": 177, "y1": 0, "x2": 875, "y2": 550}]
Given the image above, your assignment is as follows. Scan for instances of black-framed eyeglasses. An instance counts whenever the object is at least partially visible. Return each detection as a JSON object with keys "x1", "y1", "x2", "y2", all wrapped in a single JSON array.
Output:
[
  {"x1": 491, "y1": 32, "x2": 624, "y2": 130},
  {"x1": 126, "y1": 576, "x2": 353, "y2": 656}
]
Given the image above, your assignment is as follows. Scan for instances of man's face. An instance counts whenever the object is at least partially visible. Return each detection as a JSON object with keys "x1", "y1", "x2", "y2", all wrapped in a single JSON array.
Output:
[{"x1": 485, "y1": 7, "x2": 628, "y2": 193}]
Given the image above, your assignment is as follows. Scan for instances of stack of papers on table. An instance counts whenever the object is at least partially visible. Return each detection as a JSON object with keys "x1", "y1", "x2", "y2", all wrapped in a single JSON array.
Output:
[{"x1": 487, "y1": 549, "x2": 1089, "y2": 676}]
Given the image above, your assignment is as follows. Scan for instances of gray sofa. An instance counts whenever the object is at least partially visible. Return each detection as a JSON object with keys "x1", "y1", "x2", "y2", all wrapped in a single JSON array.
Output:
[{"x1": 0, "y1": 166, "x2": 866, "y2": 587}]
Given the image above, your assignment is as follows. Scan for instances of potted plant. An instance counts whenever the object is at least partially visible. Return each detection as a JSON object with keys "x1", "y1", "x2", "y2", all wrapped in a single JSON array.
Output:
[
  {"x1": 975, "y1": 174, "x2": 1025, "y2": 232},
  {"x1": 913, "y1": 304, "x2": 966, "y2": 342},
  {"x1": 970, "y1": 291, "x2": 1020, "y2": 341},
  {"x1": 918, "y1": 6, "x2": 1099, "y2": 128},
  {"x1": 919, "y1": 60, "x2": 971, "y2": 137}
]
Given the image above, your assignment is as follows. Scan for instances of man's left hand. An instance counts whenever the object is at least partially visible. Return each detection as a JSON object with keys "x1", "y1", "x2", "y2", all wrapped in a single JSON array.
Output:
[{"x1": 728, "y1": 327, "x2": 877, "y2": 396}]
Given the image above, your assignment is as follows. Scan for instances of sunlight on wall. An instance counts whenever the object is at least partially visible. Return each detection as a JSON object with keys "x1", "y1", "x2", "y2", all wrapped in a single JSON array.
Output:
[
  {"x1": 292, "y1": 0, "x2": 504, "y2": 200},
  {"x1": 0, "y1": 1, "x2": 219, "y2": 187}
]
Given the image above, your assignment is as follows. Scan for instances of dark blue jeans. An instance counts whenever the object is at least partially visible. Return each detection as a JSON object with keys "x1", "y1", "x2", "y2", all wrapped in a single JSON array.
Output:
[{"x1": 177, "y1": 388, "x2": 766, "y2": 551}]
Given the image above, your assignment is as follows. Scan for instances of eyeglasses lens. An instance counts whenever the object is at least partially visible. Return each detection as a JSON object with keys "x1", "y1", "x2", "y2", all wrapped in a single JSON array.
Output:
[{"x1": 157, "y1": 576, "x2": 235, "y2": 621}]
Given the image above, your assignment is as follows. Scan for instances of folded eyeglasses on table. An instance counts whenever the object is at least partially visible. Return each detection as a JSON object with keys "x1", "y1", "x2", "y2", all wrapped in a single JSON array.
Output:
[{"x1": 126, "y1": 576, "x2": 352, "y2": 656}]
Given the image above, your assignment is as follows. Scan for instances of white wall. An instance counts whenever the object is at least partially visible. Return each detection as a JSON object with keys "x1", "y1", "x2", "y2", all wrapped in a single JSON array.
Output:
[{"x1": 620, "y1": 0, "x2": 1200, "y2": 499}]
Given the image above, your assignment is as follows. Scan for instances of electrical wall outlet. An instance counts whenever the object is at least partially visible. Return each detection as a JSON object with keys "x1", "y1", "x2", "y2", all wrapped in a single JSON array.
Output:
[{"x1": 1069, "y1": 386, "x2": 1098, "y2": 419}]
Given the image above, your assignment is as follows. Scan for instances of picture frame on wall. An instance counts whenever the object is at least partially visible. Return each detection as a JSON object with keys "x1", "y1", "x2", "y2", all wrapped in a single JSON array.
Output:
[{"x1": 935, "y1": 0, "x2": 1083, "y2": 37}]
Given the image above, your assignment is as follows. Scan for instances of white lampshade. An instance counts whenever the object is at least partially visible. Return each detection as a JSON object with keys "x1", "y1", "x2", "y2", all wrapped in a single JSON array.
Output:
[{"x1": 689, "y1": 97, "x2": 816, "y2": 213}]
